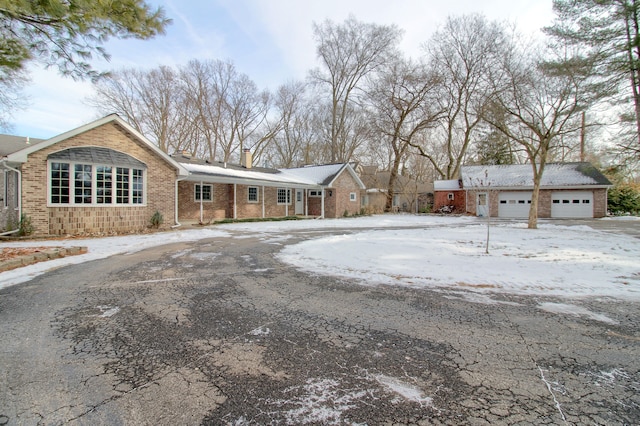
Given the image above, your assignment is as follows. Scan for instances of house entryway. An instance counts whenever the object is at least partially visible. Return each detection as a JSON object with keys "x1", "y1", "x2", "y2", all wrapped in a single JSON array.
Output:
[
  {"x1": 476, "y1": 193, "x2": 489, "y2": 217},
  {"x1": 295, "y1": 189, "x2": 304, "y2": 215}
]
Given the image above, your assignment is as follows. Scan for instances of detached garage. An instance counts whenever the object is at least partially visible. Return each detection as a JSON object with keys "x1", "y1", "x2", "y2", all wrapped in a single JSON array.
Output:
[{"x1": 459, "y1": 163, "x2": 612, "y2": 219}]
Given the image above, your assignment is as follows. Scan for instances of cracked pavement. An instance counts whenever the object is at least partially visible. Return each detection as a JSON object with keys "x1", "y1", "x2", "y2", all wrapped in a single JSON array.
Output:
[{"x1": 0, "y1": 224, "x2": 639, "y2": 425}]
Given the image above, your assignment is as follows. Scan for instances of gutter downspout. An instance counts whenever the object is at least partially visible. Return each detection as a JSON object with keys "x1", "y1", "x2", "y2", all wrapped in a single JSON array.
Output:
[
  {"x1": 0, "y1": 160, "x2": 22, "y2": 236},
  {"x1": 199, "y1": 180, "x2": 204, "y2": 224},
  {"x1": 172, "y1": 176, "x2": 187, "y2": 228}
]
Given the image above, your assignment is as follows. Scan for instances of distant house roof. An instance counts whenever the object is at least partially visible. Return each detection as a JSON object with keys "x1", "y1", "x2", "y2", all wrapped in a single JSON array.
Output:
[
  {"x1": 0, "y1": 135, "x2": 45, "y2": 156},
  {"x1": 461, "y1": 163, "x2": 612, "y2": 189}
]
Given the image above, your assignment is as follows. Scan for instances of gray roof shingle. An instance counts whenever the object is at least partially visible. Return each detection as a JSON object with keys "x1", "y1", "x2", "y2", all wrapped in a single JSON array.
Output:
[{"x1": 461, "y1": 163, "x2": 612, "y2": 189}]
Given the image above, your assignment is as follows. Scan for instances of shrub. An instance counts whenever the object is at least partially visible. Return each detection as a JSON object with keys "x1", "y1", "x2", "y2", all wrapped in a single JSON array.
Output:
[
  {"x1": 18, "y1": 214, "x2": 34, "y2": 236},
  {"x1": 608, "y1": 183, "x2": 640, "y2": 215},
  {"x1": 150, "y1": 210, "x2": 164, "y2": 228}
]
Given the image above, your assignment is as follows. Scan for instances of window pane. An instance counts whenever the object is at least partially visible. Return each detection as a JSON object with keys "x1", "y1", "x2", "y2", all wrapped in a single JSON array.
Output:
[
  {"x1": 116, "y1": 167, "x2": 130, "y2": 204},
  {"x1": 50, "y1": 162, "x2": 70, "y2": 204},
  {"x1": 132, "y1": 169, "x2": 143, "y2": 204},
  {"x1": 248, "y1": 187, "x2": 258, "y2": 202},
  {"x1": 195, "y1": 184, "x2": 212, "y2": 201},
  {"x1": 74, "y1": 164, "x2": 92, "y2": 204},
  {"x1": 96, "y1": 166, "x2": 112, "y2": 204}
]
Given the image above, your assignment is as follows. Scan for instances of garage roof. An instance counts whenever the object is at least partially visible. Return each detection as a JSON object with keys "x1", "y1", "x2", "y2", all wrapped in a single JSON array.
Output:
[{"x1": 461, "y1": 163, "x2": 612, "y2": 189}]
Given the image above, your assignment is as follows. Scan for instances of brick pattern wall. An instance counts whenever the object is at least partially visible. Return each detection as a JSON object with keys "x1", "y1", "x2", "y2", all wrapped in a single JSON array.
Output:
[
  {"x1": 330, "y1": 171, "x2": 361, "y2": 218},
  {"x1": 593, "y1": 188, "x2": 607, "y2": 218},
  {"x1": 434, "y1": 190, "x2": 466, "y2": 213},
  {"x1": 466, "y1": 188, "x2": 607, "y2": 218},
  {"x1": 0, "y1": 170, "x2": 20, "y2": 231},
  {"x1": 177, "y1": 181, "x2": 229, "y2": 222},
  {"x1": 21, "y1": 122, "x2": 178, "y2": 235}
]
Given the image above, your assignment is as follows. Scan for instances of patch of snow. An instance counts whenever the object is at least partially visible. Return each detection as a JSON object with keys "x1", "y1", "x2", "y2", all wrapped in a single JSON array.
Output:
[
  {"x1": 249, "y1": 326, "x2": 270, "y2": 336},
  {"x1": 374, "y1": 375, "x2": 432, "y2": 407},
  {"x1": 273, "y1": 378, "x2": 369, "y2": 425},
  {"x1": 538, "y1": 303, "x2": 618, "y2": 324},
  {"x1": 97, "y1": 305, "x2": 119, "y2": 318}
]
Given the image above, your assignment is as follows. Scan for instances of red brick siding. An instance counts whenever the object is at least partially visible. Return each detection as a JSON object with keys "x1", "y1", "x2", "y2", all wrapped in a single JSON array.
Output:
[
  {"x1": 434, "y1": 190, "x2": 466, "y2": 213},
  {"x1": 21, "y1": 122, "x2": 178, "y2": 235}
]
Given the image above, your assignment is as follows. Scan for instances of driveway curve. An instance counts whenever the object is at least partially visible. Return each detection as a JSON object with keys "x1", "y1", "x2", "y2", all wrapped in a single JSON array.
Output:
[{"x1": 0, "y1": 224, "x2": 638, "y2": 425}]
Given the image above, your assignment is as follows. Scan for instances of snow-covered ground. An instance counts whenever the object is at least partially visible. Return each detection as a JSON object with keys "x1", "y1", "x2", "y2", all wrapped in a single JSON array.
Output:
[{"x1": 1, "y1": 215, "x2": 639, "y2": 304}]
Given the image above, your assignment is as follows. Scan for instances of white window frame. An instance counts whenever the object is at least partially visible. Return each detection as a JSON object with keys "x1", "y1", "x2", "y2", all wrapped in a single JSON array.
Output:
[
  {"x1": 248, "y1": 186, "x2": 259, "y2": 203},
  {"x1": 194, "y1": 184, "x2": 213, "y2": 202},
  {"x1": 277, "y1": 188, "x2": 291, "y2": 205},
  {"x1": 48, "y1": 160, "x2": 146, "y2": 207},
  {"x1": 350, "y1": 192, "x2": 357, "y2": 202},
  {"x1": 448, "y1": 192, "x2": 455, "y2": 200},
  {"x1": 309, "y1": 190, "x2": 322, "y2": 198}
]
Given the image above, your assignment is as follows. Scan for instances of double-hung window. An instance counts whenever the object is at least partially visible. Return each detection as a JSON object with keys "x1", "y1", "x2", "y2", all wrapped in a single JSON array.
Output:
[
  {"x1": 194, "y1": 184, "x2": 212, "y2": 202},
  {"x1": 248, "y1": 186, "x2": 259, "y2": 203},
  {"x1": 277, "y1": 188, "x2": 291, "y2": 205}
]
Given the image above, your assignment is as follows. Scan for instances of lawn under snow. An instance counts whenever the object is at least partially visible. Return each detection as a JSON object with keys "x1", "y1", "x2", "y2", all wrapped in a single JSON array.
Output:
[{"x1": 1, "y1": 215, "x2": 639, "y2": 303}]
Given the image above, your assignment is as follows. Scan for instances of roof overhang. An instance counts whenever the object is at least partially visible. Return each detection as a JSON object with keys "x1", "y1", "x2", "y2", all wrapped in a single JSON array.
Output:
[
  {"x1": 464, "y1": 185, "x2": 612, "y2": 191},
  {"x1": 6, "y1": 114, "x2": 188, "y2": 177},
  {"x1": 183, "y1": 172, "x2": 322, "y2": 189},
  {"x1": 327, "y1": 164, "x2": 367, "y2": 190}
]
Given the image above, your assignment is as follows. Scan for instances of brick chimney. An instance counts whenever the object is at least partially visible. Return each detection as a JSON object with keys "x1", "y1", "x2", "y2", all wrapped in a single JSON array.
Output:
[{"x1": 240, "y1": 149, "x2": 252, "y2": 169}]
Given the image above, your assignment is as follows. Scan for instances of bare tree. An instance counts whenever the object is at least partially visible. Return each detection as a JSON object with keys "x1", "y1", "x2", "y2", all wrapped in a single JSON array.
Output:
[
  {"x1": 411, "y1": 15, "x2": 510, "y2": 179},
  {"x1": 310, "y1": 16, "x2": 402, "y2": 163},
  {"x1": 484, "y1": 45, "x2": 593, "y2": 229},
  {"x1": 367, "y1": 58, "x2": 443, "y2": 211},
  {"x1": 89, "y1": 66, "x2": 189, "y2": 154},
  {"x1": 265, "y1": 81, "x2": 316, "y2": 167}
]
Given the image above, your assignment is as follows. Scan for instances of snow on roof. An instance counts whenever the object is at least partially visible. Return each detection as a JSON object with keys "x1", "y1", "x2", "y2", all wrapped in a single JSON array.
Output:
[
  {"x1": 183, "y1": 162, "x2": 318, "y2": 186},
  {"x1": 434, "y1": 180, "x2": 461, "y2": 191},
  {"x1": 461, "y1": 163, "x2": 612, "y2": 189},
  {"x1": 282, "y1": 164, "x2": 347, "y2": 186}
]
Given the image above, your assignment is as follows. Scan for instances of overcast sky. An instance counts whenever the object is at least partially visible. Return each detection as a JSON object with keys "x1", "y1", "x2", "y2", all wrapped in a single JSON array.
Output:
[{"x1": 10, "y1": 0, "x2": 554, "y2": 140}]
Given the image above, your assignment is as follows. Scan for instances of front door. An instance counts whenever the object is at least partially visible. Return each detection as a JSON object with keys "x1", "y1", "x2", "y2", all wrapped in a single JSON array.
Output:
[
  {"x1": 295, "y1": 189, "x2": 304, "y2": 215},
  {"x1": 477, "y1": 192, "x2": 489, "y2": 217}
]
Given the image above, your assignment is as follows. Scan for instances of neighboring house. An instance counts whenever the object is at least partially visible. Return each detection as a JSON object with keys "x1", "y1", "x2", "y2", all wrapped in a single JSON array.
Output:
[
  {"x1": 434, "y1": 162, "x2": 612, "y2": 218},
  {"x1": 1, "y1": 114, "x2": 188, "y2": 235},
  {"x1": 358, "y1": 166, "x2": 433, "y2": 213},
  {"x1": 174, "y1": 151, "x2": 366, "y2": 223}
]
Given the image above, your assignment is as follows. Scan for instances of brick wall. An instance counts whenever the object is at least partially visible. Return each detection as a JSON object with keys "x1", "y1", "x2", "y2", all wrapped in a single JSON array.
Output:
[
  {"x1": 330, "y1": 171, "x2": 361, "y2": 217},
  {"x1": 0, "y1": 170, "x2": 20, "y2": 231},
  {"x1": 434, "y1": 190, "x2": 466, "y2": 213},
  {"x1": 594, "y1": 188, "x2": 607, "y2": 218},
  {"x1": 21, "y1": 122, "x2": 178, "y2": 235}
]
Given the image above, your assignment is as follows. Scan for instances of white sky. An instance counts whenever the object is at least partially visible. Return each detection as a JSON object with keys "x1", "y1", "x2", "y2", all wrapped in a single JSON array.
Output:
[
  {"x1": 2, "y1": 215, "x2": 639, "y2": 328},
  {"x1": 10, "y1": 0, "x2": 554, "y2": 139}
]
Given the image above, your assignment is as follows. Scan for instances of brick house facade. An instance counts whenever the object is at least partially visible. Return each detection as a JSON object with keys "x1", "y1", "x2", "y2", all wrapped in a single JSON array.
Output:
[
  {"x1": 4, "y1": 115, "x2": 187, "y2": 235},
  {"x1": 175, "y1": 158, "x2": 365, "y2": 222}
]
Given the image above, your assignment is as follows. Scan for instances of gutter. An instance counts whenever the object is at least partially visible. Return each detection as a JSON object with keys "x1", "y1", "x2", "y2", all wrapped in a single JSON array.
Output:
[
  {"x1": 0, "y1": 159, "x2": 21, "y2": 236},
  {"x1": 171, "y1": 176, "x2": 187, "y2": 228}
]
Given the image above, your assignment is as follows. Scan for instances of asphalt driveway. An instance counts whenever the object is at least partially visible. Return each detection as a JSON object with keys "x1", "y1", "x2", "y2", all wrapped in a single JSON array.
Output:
[{"x1": 1, "y1": 222, "x2": 639, "y2": 425}]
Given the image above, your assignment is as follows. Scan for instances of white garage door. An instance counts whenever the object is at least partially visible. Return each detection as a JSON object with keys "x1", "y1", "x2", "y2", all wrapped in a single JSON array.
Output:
[
  {"x1": 498, "y1": 192, "x2": 532, "y2": 218},
  {"x1": 551, "y1": 191, "x2": 593, "y2": 218}
]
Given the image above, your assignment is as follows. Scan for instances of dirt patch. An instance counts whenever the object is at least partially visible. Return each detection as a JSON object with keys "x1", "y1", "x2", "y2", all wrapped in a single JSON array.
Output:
[{"x1": 0, "y1": 246, "x2": 87, "y2": 272}]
